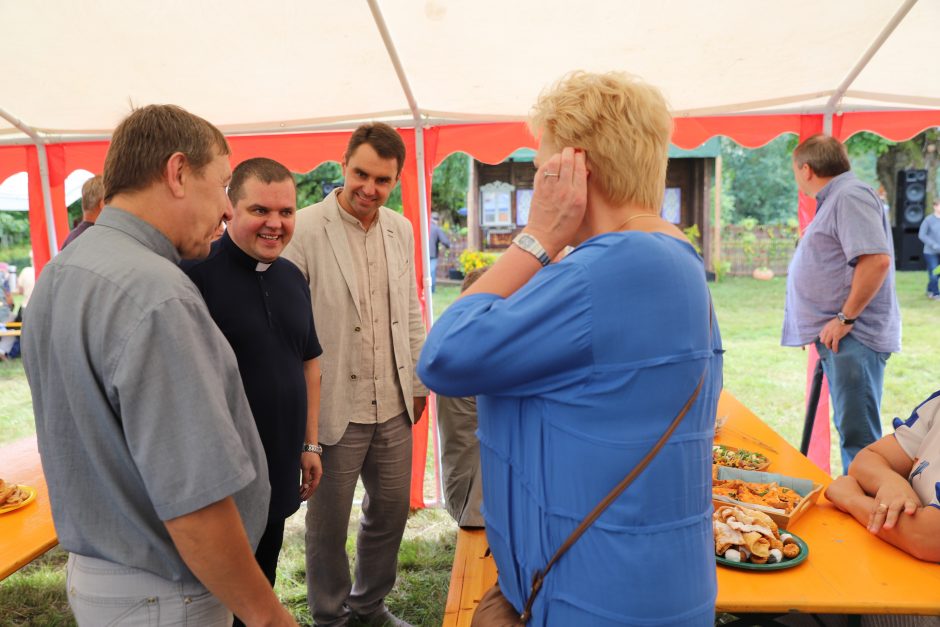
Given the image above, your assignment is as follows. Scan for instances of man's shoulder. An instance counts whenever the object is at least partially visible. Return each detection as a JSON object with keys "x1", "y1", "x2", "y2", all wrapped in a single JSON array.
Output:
[
  {"x1": 379, "y1": 206, "x2": 412, "y2": 232},
  {"x1": 828, "y1": 175, "x2": 879, "y2": 206},
  {"x1": 180, "y1": 240, "x2": 225, "y2": 278},
  {"x1": 60, "y1": 233, "x2": 202, "y2": 317},
  {"x1": 296, "y1": 195, "x2": 336, "y2": 222},
  {"x1": 272, "y1": 256, "x2": 309, "y2": 286}
]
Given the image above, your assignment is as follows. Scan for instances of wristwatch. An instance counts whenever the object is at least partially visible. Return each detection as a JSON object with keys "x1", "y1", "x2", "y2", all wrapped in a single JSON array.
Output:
[
  {"x1": 302, "y1": 443, "x2": 323, "y2": 455},
  {"x1": 836, "y1": 312, "x2": 856, "y2": 326},
  {"x1": 512, "y1": 233, "x2": 551, "y2": 267}
]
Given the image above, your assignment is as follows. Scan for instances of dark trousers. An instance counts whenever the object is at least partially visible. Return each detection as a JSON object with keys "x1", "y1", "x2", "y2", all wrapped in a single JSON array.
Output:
[
  {"x1": 233, "y1": 517, "x2": 286, "y2": 627},
  {"x1": 925, "y1": 252, "x2": 939, "y2": 296}
]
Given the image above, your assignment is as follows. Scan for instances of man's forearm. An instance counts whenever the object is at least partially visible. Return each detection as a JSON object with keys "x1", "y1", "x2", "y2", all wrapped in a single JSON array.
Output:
[
  {"x1": 165, "y1": 498, "x2": 294, "y2": 626},
  {"x1": 842, "y1": 253, "x2": 890, "y2": 318}
]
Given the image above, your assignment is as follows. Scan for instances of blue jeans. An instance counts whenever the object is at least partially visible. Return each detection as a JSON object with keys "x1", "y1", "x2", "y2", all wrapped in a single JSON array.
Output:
[
  {"x1": 925, "y1": 252, "x2": 939, "y2": 296},
  {"x1": 429, "y1": 257, "x2": 439, "y2": 292},
  {"x1": 815, "y1": 335, "x2": 890, "y2": 472}
]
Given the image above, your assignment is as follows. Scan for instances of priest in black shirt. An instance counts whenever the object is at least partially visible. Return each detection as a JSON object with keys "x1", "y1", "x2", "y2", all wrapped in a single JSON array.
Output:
[{"x1": 184, "y1": 158, "x2": 322, "y2": 612}]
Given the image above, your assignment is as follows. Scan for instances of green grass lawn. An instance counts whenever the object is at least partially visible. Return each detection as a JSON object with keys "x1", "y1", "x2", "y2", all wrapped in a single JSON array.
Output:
[{"x1": 2, "y1": 272, "x2": 937, "y2": 625}]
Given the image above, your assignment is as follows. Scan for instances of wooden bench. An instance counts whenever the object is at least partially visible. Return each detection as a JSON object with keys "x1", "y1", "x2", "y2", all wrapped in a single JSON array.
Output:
[
  {"x1": 443, "y1": 528, "x2": 494, "y2": 627},
  {"x1": 0, "y1": 436, "x2": 58, "y2": 580}
]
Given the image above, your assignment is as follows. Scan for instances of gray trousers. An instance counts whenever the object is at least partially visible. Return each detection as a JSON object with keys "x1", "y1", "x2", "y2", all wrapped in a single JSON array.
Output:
[
  {"x1": 67, "y1": 554, "x2": 230, "y2": 626},
  {"x1": 305, "y1": 412, "x2": 412, "y2": 626}
]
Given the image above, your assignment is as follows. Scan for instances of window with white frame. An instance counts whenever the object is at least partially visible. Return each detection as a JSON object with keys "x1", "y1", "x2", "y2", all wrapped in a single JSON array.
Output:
[{"x1": 480, "y1": 181, "x2": 514, "y2": 227}]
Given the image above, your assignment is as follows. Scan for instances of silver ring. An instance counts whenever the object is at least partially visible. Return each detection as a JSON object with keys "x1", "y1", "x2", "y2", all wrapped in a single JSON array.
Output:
[
  {"x1": 543, "y1": 172, "x2": 559, "y2": 178},
  {"x1": 877, "y1": 503, "x2": 888, "y2": 512}
]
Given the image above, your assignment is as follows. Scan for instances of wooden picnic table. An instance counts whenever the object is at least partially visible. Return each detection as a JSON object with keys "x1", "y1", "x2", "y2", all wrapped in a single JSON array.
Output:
[
  {"x1": 443, "y1": 390, "x2": 940, "y2": 626},
  {"x1": 0, "y1": 436, "x2": 57, "y2": 580}
]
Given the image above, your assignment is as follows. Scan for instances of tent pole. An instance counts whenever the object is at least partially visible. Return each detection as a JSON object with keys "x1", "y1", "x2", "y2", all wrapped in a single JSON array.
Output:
[
  {"x1": 35, "y1": 144, "x2": 59, "y2": 255},
  {"x1": 823, "y1": 112, "x2": 833, "y2": 137},
  {"x1": 0, "y1": 106, "x2": 59, "y2": 255},
  {"x1": 713, "y1": 155, "x2": 722, "y2": 274},
  {"x1": 368, "y1": 0, "x2": 444, "y2": 507},
  {"x1": 416, "y1": 124, "x2": 444, "y2": 508},
  {"x1": 825, "y1": 0, "x2": 917, "y2": 112}
]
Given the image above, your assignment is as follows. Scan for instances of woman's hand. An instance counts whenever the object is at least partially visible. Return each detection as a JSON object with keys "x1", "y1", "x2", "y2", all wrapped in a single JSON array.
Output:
[
  {"x1": 524, "y1": 147, "x2": 588, "y2": 259},
  {"x1": 868, "y1": 475, "x2": 920, "y2": 533}
]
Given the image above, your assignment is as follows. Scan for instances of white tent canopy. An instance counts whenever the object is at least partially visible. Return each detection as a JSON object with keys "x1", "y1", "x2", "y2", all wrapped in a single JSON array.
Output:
[
  {"x1": 0, "y1": 0, "x2": 937, "y2": 141},
  {"x1": 3, "y1": 0, "x2": 938, "y2": 506}
]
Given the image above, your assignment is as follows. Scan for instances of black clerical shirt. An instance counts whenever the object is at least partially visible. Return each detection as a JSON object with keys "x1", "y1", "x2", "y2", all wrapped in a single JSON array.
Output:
[{"x1": 184, "y1": 232, "x2": 321, "y2": 520}]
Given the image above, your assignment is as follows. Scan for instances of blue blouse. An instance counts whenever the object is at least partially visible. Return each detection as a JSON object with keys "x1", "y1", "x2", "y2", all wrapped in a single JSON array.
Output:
[{"x1": 418, "y1": 232, "x2": 723, "y2": 626}]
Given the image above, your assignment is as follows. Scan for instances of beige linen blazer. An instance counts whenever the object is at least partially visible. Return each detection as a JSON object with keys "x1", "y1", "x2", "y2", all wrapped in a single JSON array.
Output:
[{"x1": 282, "y1": 190, "x2": 428, "y2": 446}]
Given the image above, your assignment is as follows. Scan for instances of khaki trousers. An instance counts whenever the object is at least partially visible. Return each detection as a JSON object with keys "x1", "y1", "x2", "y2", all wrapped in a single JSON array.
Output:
[{"x1": 305, "y1": 412, "x2": 412, "y2": 626}]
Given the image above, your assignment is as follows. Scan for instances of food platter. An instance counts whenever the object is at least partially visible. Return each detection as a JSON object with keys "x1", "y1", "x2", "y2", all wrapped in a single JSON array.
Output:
[
  {"x1": 716, "y1": 530, "x2": 809, "y2": 571},
  {"x1": 0, "y1": 485, "x2": 36, "y2": 514},
  {"x1": 713, "y1": 444, "x2": 771, "y2": 471}
]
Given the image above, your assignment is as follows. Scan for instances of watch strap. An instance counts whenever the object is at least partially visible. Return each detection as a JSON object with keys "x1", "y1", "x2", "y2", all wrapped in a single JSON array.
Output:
[
  {"x1": 512, "y1": 233, "x2": 551, "y2": 267},
  {"x1": 303, "y1": 443, "x2": 323, "y2": 455},
  {"x1": 837, "y1": 312, "x2": 857, "y2": 325}
]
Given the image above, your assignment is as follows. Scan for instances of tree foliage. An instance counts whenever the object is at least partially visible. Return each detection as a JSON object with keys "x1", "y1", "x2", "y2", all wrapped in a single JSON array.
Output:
[
  {"x1": 720, "y1": 135, "x2": 799, "y2": 224},
  {"x1": 0, "y1": 211, "x2": 30, "y2": 248},
  {"x1": 294, "y1": 162, "x2": 342, "y2": 208},
  {"x1": 431, "y1": 152, "x2": 469, "y2": 224},
  {"x1": 719, "y1": 129, "x2": 940, "y2": 225},
  {"x1": 846, "y1": 130, "x2": 940, "y2": 225}
]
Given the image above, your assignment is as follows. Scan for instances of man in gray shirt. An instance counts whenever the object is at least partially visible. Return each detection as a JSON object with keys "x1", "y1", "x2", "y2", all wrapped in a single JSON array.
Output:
[
  {"x1": 918, "y1": 198, "x2": 940, "y2": 299},
  {"x1": 23, "y1": 105, "x2": 297, "y2": 626},
  {"x1": 783, "y1": 134, "x2": 901, "y2": 472}
]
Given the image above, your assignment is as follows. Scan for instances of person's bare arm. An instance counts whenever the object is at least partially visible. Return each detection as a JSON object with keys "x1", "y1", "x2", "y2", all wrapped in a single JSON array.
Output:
[
  {"x1": 300, "y1": 358, "x2": 322, "y2": 501},
  {"x1": 847, "y1": 436, "x2": 919, "y2": 531},
  {"x1": 818, "y1": 253, "x2": 891, "y2": 352},
  {"x1": 825, "y1": 475, "x2": 940, "y2": 562},
  {"x1": 165, "y1": 498, "x2": 297, "y2": 626}
]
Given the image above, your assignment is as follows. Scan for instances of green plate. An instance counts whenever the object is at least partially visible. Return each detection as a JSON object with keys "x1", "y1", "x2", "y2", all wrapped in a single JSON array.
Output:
[{"x1": 716, "y1": 530, "x2": 809, "y2": 571}]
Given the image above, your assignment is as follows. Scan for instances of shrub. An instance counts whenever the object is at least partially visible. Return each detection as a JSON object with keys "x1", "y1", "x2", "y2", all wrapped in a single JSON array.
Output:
[{"x1": 458, "y1": 250, "x2": 498, "y2": 275}]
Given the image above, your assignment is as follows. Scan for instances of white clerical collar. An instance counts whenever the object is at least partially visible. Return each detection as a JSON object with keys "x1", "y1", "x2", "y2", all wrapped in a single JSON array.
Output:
[{"x1": 255, "y1": 261, "x2": 272, "y2": 273}]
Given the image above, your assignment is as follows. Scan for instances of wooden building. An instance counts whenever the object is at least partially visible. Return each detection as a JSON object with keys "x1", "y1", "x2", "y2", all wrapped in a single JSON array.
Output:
[{"x1": 465, "y1": 139, "x2": 720, "y2": 271}]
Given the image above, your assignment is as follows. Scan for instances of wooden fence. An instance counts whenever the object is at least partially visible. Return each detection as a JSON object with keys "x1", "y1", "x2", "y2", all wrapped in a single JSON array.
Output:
[{"x1": 434, "y1": 224, "x2": 801, "y2": 281}]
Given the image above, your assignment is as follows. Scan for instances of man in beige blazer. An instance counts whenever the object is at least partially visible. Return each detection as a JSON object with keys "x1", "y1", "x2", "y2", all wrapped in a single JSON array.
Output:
[{"x1": 282, "y1": 122, "x2": 427, "y2": 627}]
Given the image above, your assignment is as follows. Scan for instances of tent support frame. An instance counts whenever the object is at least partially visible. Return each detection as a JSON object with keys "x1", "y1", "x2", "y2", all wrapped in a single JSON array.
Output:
[
  {"x1": 0, "y1": 106, "x2": 58, "y2": 257},
  {"x1": 368, "y1": 0, "x2": 444, "y2": 508}
]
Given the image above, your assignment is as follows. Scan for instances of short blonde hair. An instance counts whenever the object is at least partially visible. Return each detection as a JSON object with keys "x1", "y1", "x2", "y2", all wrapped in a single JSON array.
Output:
[{"x1": 529, "y1": 71, "x2": 672, "y2": 210}]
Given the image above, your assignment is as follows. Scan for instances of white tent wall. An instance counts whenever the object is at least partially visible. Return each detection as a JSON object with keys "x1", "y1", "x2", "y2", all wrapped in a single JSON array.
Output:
[{"x1": 2, "y1": 0, "x2": 939, "y2": 139}]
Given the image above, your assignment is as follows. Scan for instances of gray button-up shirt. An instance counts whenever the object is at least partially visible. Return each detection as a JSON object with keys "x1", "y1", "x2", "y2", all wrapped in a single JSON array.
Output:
[
  {"x1": 23, "y1": 207, "x2": 270, "y2": 583},
  {"x1": 782, "y1": 171, "x2": 901, "y2": 353}
]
